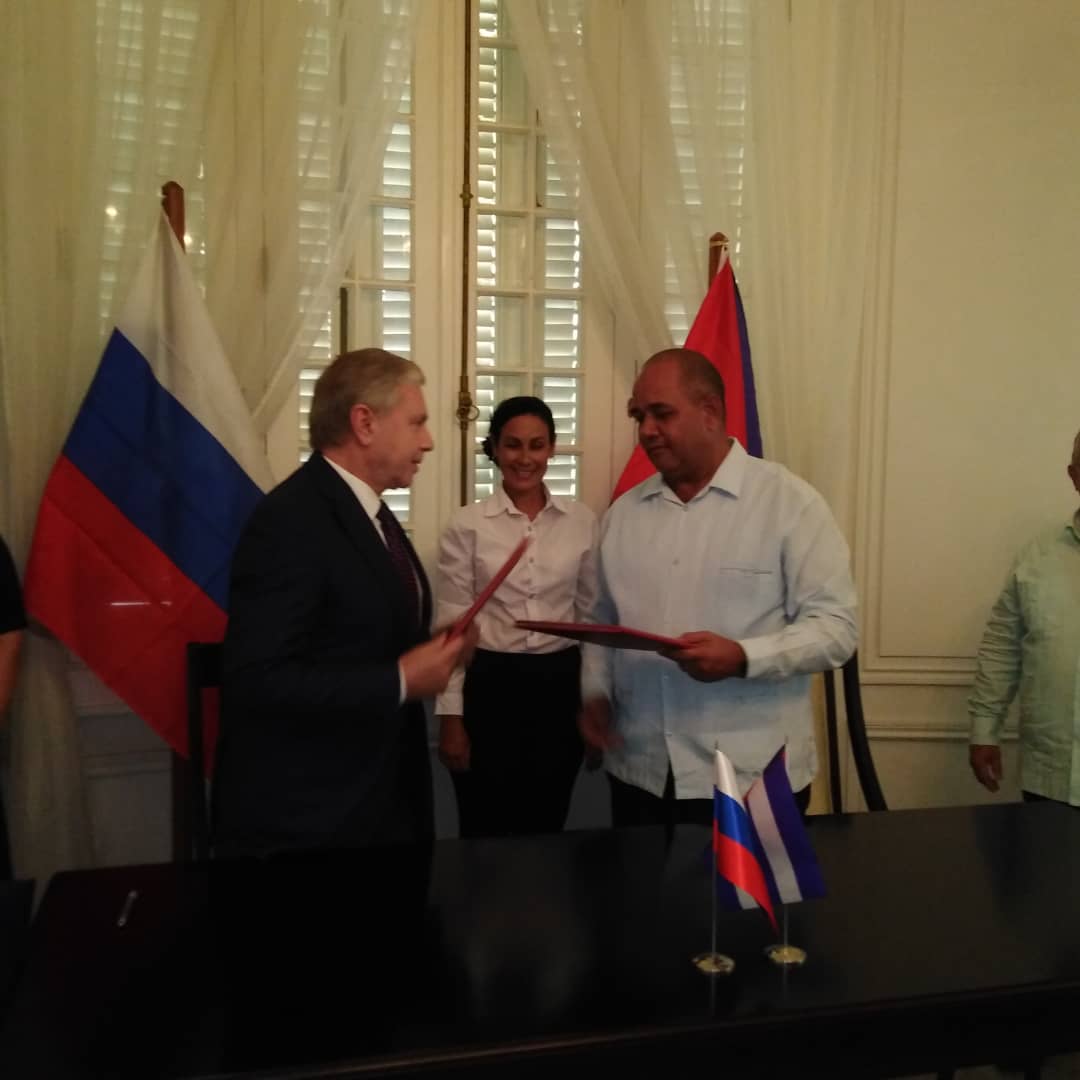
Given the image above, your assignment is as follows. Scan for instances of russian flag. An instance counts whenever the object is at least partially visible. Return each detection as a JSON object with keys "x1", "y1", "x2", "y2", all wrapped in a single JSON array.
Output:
[
  {"x1": 712, "y1": 749, "x2": 777, "y2": 933},
  {"x1": 716, "y1": 748, "x2": 827, "y2": 918},
  {"x1": 23, "y1": 211, "x2": 272, "y2": 762},
  {"x1": 612, "y1": 249, "x2": 761, "y2": 501}
]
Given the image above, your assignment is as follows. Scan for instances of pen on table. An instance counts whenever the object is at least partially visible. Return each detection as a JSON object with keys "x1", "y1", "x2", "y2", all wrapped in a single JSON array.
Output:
[{"x1": 116, "y1": 888, "x2": 139, "y2": 928}]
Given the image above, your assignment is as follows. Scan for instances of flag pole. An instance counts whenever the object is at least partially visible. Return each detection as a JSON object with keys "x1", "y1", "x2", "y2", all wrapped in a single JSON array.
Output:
[
  {"x1": 695, "y1": 744, "x2": 735, "y2": 976},
  {"x1": 708, "y1": 232, "x2": 729, "y2": 283},
  {"x1": 764, "y1": 743, "x2": 810, "y2": 967},
  {"x1": 162, "y1": 181, "x2": 191, "y2": 865},
  {"x1": 695, "y1": 840, "x2": 734, "y2": 977},
  {"x1": 162, "y1": 181, "x2": 186, "y2": 251},
  {"x1": 766, "y1": 904, "x2": 807, "y2": 967},
  {"x1": 711, "y1": 847, "x2": 718, "y2": 960}
]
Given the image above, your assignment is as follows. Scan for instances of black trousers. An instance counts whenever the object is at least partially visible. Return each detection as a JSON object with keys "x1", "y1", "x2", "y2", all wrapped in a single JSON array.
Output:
[
  {"x1": 451, "y1": 647, "x2": 583, "y2": 838},
  {"x1": 609, "y1": 766, "x2": 811, "y2": 828}
]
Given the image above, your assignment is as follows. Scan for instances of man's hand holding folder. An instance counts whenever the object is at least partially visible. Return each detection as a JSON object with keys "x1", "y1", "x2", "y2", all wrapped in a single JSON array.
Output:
[{"x1": 658, "y1": 632, "x2": 748, "y2": 681}]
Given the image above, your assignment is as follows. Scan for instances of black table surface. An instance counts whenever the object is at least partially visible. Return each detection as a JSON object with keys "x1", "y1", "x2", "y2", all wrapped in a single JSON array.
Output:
[
  {"x1": 3, "y1": 801, "x2": 1080, "y2": 1079},
  {"x1": 0, "y1": 879, "x2": 33, "y2": 1028}
]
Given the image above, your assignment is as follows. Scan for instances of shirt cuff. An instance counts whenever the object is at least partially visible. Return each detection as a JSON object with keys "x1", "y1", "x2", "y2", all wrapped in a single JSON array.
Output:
[
  {"x1": 581, "y1": 678, "x2": 611, "y2": 702},
  {"x1": 738, "y1": 636, "x2": 769, "y2": 679},
  {"x1": 969, "y1": 716, "x2": 1002, "y2": 745},
  {"x1": 398, "y1": 662, "x2": 406, "y2": 705},
  {"x1": 580, "y1": 654, "x2": 611, "y2": 701},
  {"x1": 436, "y1": 690, "x2": 464, "y2": 715}
]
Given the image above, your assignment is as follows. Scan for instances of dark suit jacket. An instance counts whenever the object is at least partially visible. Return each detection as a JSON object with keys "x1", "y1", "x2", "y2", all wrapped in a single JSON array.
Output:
[{"x1": 212, "y1": 453, "x2": 434, "y2": 856}]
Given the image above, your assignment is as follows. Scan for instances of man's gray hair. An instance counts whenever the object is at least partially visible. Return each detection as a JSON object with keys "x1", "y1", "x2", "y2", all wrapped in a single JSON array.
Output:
[{"x1": 308, "y1": 348, "x2": 424, "y2": 452}]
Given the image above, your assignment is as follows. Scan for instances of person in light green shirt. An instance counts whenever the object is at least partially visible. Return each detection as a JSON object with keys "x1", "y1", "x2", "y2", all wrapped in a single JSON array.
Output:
[{"x1": 969, "y1": 428, "x2": 1080, "y2": 803}]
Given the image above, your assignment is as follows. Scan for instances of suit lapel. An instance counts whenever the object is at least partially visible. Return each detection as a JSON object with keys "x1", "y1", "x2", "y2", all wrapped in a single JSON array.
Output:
[{"x1": 304, "y1": 453, "x2": 429, "y2": 631}]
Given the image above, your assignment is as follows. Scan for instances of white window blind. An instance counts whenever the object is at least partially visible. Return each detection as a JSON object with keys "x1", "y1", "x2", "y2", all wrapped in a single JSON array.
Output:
[
  {"x1": 296, "y1": 19, "x2": 334, "y2": 367},
  {"x1": 664, "y1": 0, "x2": 749, "y2": 342},
  {"x1": 473, "y1": 0, "x2": 583, "y2": 502}
]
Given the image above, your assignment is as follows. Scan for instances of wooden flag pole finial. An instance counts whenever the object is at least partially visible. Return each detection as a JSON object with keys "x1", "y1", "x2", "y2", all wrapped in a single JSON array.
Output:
[
  {"x1": 708, "y1": 232, "x2": 730, "y2": 283},
  {"x1": 161, "y1": 181, "x2": 186, "y2": 252}
]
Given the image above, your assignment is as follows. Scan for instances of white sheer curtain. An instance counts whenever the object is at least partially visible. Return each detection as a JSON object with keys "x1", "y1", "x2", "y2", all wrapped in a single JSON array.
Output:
[
  {"x1": 505, "y1": 0, "x2": 754, "y2": 370},
  {"x1": 506, "y1": 0, "x2": 903, "y2": 539},
  {"x1": 216, "y1": 1, "x2": 417, "y2": 431},
  {"x1": 631, "y1": 0, "x2": 754, "y2": 336},
  {"x1": 504, "y1": 0, "x2": 675, "y2": 368},
  {"x1": 746, "y1": 0, "x2": 904, "y2": 538},
  {"x1": 0, "y1": 0, "x2": 415, "y2": 884},
  {"x1": 0, "y1": 0, "x2": 227, "y2": 884}
]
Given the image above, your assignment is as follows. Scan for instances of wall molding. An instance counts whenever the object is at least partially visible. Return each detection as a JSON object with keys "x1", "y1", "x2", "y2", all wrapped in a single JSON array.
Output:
[
  {"x1": 867, "y1": 726, "x2": 1018, "y2": 743},
  {"x1": 852, "y1": 3, "x2": 910, "y2": 680},
  {"x1": 84, "y1": 750, "x2": 170, "y2": 781},
  {"x1": 860, "y1": 665, "x2": 973, "y2": 686}
]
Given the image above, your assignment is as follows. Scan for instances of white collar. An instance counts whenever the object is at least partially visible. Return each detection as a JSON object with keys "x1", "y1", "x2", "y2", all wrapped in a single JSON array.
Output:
[
  {"x1": 637, "y1": 437, "x2": 747, "y2": 503},
  {"x1": 484, "y1": 483, "x2": 567, "y2": 518},
  {"x1": 323, "y1": 455, "x2": 383, "y2": 522}
]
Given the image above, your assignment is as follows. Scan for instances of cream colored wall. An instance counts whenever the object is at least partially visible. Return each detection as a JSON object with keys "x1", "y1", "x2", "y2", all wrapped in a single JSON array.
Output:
[{"x1": 848, "y1": 0, "x2": 1080, "y2": 812}]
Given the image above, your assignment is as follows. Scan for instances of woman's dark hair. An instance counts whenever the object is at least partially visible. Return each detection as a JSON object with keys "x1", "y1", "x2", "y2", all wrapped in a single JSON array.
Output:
[{"x1": 482, "y1": 396, "x2": 556, "y2": 462}]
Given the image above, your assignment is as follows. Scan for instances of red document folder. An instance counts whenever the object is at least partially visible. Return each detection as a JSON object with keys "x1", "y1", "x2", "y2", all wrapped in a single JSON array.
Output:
[
  {"x1": 514, "y1": 620, "x2": 683, "y2": 652},
  {"x1": 449, "y1": 536, "x2": 530, "y2": 637}
]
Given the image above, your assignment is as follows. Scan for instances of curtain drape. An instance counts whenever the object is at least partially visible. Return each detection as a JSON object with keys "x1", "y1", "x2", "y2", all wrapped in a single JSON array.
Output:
[
  {"x1": 631, "y1": 0, "x2": 755, "y2": 334},
  {"x1": 219, "y1": 1, "x2": 417, "y2": 431},
  {"x1": 0, "y1": 0, "x2": 414, "y2": 884},
  {"x1": 508, "y1": 0, "x2": 903, "y2": 540},
  {"x1": 746, "y1": 0, "x2": 904, "y2": 538},
  {"x1": 505, "y1": 0, "x2": 754, "y2": 370},
  {"x1": 0, "y1": 0, "x2": 227, "y2": 884},
  {"x1": 504, "y1": 0, "x2": 674, "y2": 367}
]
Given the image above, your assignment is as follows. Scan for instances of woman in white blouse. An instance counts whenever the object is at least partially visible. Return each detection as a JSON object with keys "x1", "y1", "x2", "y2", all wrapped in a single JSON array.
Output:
[{"x1": 435, "y1": 397, "x2": 599, "y2": 837}]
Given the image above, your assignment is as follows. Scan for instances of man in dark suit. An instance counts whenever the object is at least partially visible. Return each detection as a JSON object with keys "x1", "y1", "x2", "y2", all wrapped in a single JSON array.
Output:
[{"x1": 212, "y1": 348, "x2": 470, "y2": 856}]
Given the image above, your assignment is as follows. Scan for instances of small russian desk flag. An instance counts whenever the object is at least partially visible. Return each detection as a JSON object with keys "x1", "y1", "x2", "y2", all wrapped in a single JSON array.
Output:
[
  {"x1": 714, "y1": 747, "x2": 827, "y2": 922},
  {"x1": 713, "y1": 748, "x2": 777, "y2": 932}
]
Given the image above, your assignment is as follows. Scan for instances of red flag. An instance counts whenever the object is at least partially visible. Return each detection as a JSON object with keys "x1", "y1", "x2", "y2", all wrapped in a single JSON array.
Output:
[{"x1": 611, "y1": 255, "x2": 760, "y2": 502}]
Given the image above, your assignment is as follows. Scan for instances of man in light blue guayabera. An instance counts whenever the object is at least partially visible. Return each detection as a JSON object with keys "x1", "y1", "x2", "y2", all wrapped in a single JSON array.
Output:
[{"x1": 969, "y1": 428, "x2": 1080, "y2": 804}]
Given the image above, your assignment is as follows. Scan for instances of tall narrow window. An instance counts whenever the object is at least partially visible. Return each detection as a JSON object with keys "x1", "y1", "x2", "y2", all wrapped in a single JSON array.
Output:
[{"x1": 472, "y1": 0, "x2": 583, "y2": 501}]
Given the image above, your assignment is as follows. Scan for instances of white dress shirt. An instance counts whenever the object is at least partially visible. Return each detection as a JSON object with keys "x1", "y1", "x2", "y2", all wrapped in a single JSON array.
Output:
[
  {"x1": 324, "y1": 456, "x2": 388, "y2": 534},
  {"x1": 582, "y1": 438, "x2": 857, "y2": 799},
  {"x1": 435, "y1": 485, "x2": 599, "y2": 716}
]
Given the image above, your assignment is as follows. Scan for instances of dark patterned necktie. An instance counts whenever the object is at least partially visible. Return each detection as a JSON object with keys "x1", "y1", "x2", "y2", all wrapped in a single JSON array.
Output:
[{"x1": 377, "y1": 501, "x2": 420, "y2": 623}]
